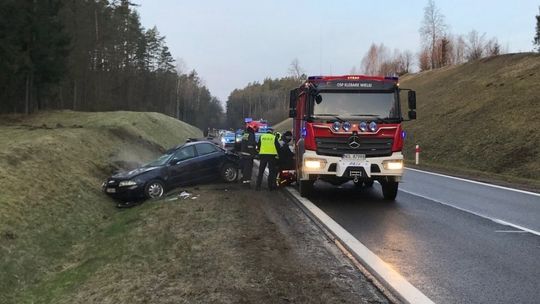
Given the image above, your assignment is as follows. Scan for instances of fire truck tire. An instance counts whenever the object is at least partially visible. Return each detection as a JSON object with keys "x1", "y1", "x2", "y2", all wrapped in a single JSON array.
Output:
[
  {"x1": 364, "y1": 180, "x2": 374, "y2": 187},
  {"x1": 381, "y1": 181, "x2": 398, "y2": 201},
  {"x1": 299, "y1": 180, "x2": 314, "y2": 197}
]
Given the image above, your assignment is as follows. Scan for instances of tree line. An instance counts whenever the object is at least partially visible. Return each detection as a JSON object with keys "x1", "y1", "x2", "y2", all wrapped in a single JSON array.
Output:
[
  {"x1": 356, "y1": 0, "x2": 540, "y2": 76},
  {"x1": 226, "y1": 73, "x2": 303, "y2": 129},
  {"x1": 0, "y1": 0, "x2": 222, "y2": 130}
]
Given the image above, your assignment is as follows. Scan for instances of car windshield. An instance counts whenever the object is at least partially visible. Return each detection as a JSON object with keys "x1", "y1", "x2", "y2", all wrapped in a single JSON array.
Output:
[
  {"x1": 224, "y1": 132, "x2": 235, "y2": 138},
  {"x1": 144, "y1": 152, "x2": 173, "y2": 167},
  {"x1": 314, "y1": 92, "x2": 399, "y2": 119}
]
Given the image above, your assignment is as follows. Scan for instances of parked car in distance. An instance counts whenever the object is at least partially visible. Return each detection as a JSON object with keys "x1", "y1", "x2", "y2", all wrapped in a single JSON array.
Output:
[
  {"x1": 103, "y1": 141, "x2": 239, "y2": 201},
  {"x1": 220, "y1": 131, "x2": 236, "y2": 149}
]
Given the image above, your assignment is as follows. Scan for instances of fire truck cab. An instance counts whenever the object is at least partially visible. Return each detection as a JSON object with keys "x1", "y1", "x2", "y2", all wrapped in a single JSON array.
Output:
[{"x1": 289, "y1": 75, "x2": 416, "y2": 200}]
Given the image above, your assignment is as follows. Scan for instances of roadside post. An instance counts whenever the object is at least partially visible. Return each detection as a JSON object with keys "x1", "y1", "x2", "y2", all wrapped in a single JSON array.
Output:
[{"x1": 415, "y1": 144, "x2": 421, "y2": 165}]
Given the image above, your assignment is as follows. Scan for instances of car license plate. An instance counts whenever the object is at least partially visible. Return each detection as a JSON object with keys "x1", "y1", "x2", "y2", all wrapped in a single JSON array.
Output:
[
  {"x1": 343, "y1": 154, "x2": 366, "y2": 161},
  {"x1": 349, "y1": 170, "x2": 363, "y2": 177},
  {"x1": 106, "y1": 188, "x2": 116, "y2": 193}
]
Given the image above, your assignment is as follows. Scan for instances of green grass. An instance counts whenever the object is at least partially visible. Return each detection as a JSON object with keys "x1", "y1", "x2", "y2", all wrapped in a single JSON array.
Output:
[
  {"x1": 400, "y1": 53, "x2": 540, "y2": 189},
  {"x1": 0, "y1": 110, "x2": 201, "y2": 304}
]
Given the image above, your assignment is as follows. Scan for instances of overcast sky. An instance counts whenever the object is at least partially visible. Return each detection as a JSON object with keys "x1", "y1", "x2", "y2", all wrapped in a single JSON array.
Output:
[{"x1": 134, "y1": 0, "x2": 539, "y2": 101}]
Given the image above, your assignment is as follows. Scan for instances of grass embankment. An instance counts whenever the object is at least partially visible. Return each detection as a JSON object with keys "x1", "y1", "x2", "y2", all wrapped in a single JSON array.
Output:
[
  {"x1": 273, "y1": 118, "x2": 293, "y2": 134},
  {"x1": 401, "y1": 53, "x2": 540, "y2": 190},
  {"x1": 0, "y1": 111, "x2": 201, "y2": 303}
]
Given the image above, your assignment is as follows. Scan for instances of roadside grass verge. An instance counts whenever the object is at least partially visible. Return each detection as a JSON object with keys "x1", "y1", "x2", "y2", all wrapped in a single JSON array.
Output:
[
  {"x1": 0, "y1": 110, "x2": 201, "y2": 304},
  {"x1": 401, "y1": 53, "x2": 540, "y2": 189}
]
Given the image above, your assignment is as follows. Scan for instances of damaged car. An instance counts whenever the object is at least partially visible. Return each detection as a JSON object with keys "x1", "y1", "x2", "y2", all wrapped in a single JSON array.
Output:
[{"x1": 103, "y1": 141, "x2": 239, "y2": 201}]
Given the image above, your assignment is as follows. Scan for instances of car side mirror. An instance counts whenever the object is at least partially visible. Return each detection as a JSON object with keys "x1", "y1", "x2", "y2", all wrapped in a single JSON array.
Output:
[
  {"x1": 315, "y1": 95, "x2": 322, "y2": 104},
  {"x1": 169, "y1": 159, "x2": 180, "y2": 166},
  {"x1": 408, "y1": 90, "x2": 416, "y2": 110},
  {"x1": 408, "y1": 110, "x2": 417, "y2": 120}
]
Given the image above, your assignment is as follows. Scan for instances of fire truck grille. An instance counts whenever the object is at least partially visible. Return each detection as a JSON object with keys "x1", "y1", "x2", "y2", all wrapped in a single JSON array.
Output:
[{"x1": 315, "y1": 137, "x2": 393, "y2": 157}]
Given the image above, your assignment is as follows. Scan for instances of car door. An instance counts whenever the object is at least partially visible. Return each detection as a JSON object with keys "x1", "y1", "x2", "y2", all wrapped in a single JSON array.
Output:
[
  {"x1": 194, "y1": 143, "x2": 223, "y2": 181},
  {"x1": 167, "y1": 145, "x2": 198, "y2": 187}
]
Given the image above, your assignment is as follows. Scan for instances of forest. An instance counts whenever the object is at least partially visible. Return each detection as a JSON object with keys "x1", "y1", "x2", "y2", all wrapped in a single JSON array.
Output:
[{"x1": 0, "y1": 0, "x2": 223, "y2": 130}]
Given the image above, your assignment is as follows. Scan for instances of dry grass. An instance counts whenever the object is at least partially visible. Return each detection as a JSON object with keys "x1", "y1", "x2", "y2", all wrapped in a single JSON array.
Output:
[
  {"x1": 0, "y1": 111, "x2": 201, "y2": 303},
  {"x1": 400, "y1": 53, "x2": 540, "y2": 188}
]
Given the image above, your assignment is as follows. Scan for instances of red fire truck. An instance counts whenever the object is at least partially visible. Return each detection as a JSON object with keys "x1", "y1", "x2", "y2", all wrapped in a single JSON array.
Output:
[{"x1": 288, "y1": 75, "x2": 416, "y2": 200}]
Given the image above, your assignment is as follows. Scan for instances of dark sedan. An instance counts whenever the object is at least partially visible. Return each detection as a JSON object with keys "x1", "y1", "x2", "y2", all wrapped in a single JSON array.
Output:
[{"x1": 103, "y1": 141, "x2": 239, "y2": 201}]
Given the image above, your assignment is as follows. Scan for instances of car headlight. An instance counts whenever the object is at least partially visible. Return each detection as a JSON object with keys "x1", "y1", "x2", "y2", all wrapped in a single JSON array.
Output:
[
  {"x1": 332, "y1": 121, "x2": 341, "y2": 131},
  {"x1": 304, "y1": 158, "x2": 327, "y2": 170},
  {"x1": 369, "y1": 121, "x2": 378, "y2": 132},
  {"x1": 383, "y1": 160, "x2": 403, "y2": 170},
  {"x1": 119, "y1": 180, "x2": 138, "y2": 187}
]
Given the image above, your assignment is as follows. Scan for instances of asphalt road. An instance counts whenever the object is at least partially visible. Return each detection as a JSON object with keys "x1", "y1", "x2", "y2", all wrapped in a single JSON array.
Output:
[{"x1": 308, "y1": 168, "x2": 540, "y2": 304}]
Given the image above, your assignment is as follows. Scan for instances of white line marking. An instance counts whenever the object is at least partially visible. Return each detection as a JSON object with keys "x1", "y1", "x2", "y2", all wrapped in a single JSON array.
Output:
[
  {"x1": 286, "y1": 187, "x2": 434, "y2": 304},
  {"x1": 399, "y1": 189, "x2": 540, "y2": 237},
  {"x1": 405, "y1": 168, "x2": 540, "y2": 197},
  {"x1": 494, "y1": 230, "x2": 528, "y2": 233}
]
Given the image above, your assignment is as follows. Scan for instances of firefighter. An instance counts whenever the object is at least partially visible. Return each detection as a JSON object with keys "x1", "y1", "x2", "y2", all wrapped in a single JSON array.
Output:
[
  {"x1": 256, "y1": 129, "x2": 280, "y2": 191},
  {"x1": 240, "y1": 126, "x2": 256, "y2": 185},
  {"x1": 277, "y1": 131, "x2": 294, "y2": 170}
]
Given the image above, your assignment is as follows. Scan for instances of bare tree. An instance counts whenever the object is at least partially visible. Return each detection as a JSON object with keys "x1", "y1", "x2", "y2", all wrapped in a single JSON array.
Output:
[
  {"x1": 485, "y1": 38, "x2": 501, "y2": 56},
  {"x1": 361, "y1": 43, "x2": 391, "y2": 75},
  {"x1": 453, "y1": 34, "x2": 466, "y2": 64},
  {"x1": 288, "y1": 58, "x2": 305, "y2": 79},
  {"x1": 419, "y1": 0, "x2": 447, "y2": 69},
  {"x1": 465, "y1": 30, "x2": 486, "y2": 61},
  {"x1": 418, "y1": 48, "x2": 431, "y2": 71}
]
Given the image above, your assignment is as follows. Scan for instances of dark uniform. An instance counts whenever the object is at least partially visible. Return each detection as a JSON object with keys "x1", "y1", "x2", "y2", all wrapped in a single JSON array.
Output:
[
  {"x1": 256, "y1": 132, "x2": 280, "y2": 191},
  {"x1": 240, "y1": 128, "x2": 256, "y2": 184}
]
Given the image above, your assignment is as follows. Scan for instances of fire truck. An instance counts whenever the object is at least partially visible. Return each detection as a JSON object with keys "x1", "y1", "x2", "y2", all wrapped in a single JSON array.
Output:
[{"x1": 288, "y1": 75, "x2": 416, "y2": 200}]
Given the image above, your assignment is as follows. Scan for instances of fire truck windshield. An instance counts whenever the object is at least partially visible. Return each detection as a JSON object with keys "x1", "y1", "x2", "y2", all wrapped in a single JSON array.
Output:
[{"x1": 313, "y1": 91, "x2": 399, "y2": 119}]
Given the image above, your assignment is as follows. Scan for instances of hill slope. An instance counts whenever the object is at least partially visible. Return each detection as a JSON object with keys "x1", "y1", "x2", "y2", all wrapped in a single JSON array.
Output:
[
  {"x1": 401, "y1": 53, "x2": 540, "y2": 185},
  {"x1": 0, "y1": 111, "x2": 202, "y2": 303}
]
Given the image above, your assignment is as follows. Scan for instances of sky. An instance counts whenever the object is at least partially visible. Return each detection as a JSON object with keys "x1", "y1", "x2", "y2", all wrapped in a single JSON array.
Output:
[{"x1": 134, "y1": 0, "x2": 539, "y2": 102}]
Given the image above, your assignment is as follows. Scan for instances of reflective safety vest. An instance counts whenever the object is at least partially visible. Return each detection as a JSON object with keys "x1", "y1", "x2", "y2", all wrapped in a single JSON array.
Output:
[{"x1": 259, "y1": 133, "x2": 278, "y2": 155}]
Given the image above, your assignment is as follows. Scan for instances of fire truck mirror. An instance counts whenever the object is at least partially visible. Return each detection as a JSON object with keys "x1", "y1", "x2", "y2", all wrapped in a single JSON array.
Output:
[
  {"x1": 315, "y1": 95, "x2": 322, "y2": 104},
  {"x1": 408, "y1": 91, "x2": 417, "y2": 110},
  {"x1": 289, "y1": 89, "x2": 297, "y2": 108},
  {"x1": 289, "y1": 109, "x2": 297, "y2": 118},
  {"x1": 408, "y1": 110, "x2": 417, "y2": 120}
]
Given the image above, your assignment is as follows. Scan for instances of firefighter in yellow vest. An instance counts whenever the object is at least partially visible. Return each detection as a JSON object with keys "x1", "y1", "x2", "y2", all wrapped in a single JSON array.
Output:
[{"x1": 256, "y1": 129, "x2": 280, "y2": 191}]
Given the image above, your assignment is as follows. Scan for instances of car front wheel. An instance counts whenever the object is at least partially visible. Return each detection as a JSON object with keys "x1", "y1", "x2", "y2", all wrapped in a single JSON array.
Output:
[
  {"x1": 145, "y1": 180, "x2": 165, "y2": 199},
  {"x1": 221, "y1": 163, "x2": 238, "y2": 183}
]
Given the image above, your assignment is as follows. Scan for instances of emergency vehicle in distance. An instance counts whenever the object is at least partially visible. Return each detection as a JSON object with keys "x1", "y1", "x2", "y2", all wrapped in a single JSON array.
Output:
[{"x1": 288, "y1": 75, "x2": 417, "y2": 200}]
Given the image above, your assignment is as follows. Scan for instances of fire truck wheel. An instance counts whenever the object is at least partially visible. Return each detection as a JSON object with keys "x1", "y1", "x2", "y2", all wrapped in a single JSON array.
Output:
[
  {"x1": 299, "y1": 180, "x2": 314, "y2": 197},
  {"x1": 381, "y1": 181, "x2": 398, "y2": 201},
  {"x1": 364, "y1": 180, "x2": 374, "y2": 188}
]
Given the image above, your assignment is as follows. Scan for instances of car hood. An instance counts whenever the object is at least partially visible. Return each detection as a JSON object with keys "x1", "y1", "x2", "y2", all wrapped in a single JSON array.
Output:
[{"x1": 112, "y1": 166, "x2": 159, "y2": 179}]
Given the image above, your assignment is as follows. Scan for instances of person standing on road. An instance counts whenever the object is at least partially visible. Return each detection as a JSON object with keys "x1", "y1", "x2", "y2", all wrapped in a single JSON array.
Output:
[
  {"x1": 256, "y1": 129, "x2": 279, "y2": 191},
  {"x1": 240, "y1": 126, "x2": 256, "y2": 185}
]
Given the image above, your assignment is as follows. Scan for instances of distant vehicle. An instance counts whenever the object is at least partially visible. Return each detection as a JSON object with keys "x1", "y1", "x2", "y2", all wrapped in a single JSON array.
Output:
[
  {"x1": 220, "y1": 131, "x2": 236, "y2": 149},
  {"x1": 102, "y1": 141, "x2": 239, "y2": 201}
]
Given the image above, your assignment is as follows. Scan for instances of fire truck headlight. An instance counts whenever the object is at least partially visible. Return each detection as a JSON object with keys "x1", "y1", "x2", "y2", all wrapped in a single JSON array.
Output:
[
  {"x1": 342, "y1": 121, "x2": 351, "y2": 131},
  {"x1": 304, "y1": 158, "x2": 327, "y2": 170},
  {"x1": 383, "y1": 160, "x2": 403, "y2": 170},
  {"x1": 359, "y1": 121, "x2": 368, "y2": 132},
  {"x1": 332, "y1": 121, "x2": 341, "y2": 131},
  {"x1": 369, "y1": 121, "x2": 378, "y2": 132}
]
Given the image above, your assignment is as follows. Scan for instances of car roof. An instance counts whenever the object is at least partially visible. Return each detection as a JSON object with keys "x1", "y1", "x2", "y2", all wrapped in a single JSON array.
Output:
[{"x1": 166, "y1": 140, "x2": 219, "y2": 154}]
